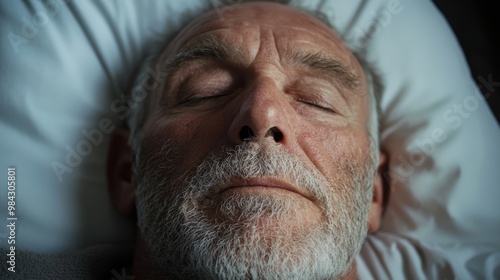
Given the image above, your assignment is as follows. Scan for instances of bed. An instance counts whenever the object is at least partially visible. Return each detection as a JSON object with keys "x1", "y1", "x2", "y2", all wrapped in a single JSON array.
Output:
[{"x1": 1, "y1": 0, "x2": 499, "y2": 278}]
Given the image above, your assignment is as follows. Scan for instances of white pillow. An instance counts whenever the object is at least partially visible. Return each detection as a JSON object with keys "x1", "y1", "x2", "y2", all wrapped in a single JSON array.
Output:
[{"x1": 1, "y1": 0, "x2": 499, "y2": 276}]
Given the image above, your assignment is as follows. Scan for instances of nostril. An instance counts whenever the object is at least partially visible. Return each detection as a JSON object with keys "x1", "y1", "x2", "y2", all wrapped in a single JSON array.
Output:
[
  {"x1": 269, "y1": 127, "x2": 283, "y2": 142},
  {"x1": 239, "y1": 126, "x2": 255, "y2": 141}
]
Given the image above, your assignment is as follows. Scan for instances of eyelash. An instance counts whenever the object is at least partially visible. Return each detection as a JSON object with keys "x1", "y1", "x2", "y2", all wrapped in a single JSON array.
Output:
[
  {"x1": 180, "y1": 85, "x2": 241, "y2": 106},
  {"x1": 295, "y1": 98, "x2": 336, "y2": 114},
  {"x1": 178, "y1": 88, "x2": 336, "y2": 114},
  {"x1": 181, "y1": 94, "x2": 225, "y2": 106}
]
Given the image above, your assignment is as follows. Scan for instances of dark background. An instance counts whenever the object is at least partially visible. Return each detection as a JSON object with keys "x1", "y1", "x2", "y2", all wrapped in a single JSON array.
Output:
[{"x1": 433, "y1": 0, "x2": 500, "y2": 123}]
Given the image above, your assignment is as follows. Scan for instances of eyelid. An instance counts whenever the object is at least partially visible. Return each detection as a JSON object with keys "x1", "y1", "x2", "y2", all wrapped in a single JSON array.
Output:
[
  {"x1": 180, "y1": 94, "x2": 224, "y2": 106},
  {"x1": 178, "y1": 88, "x2": 227, "y2": 105},
  {"x1": 178, "y1": 84, "x2": 244, "y2": 107},
  {"x1": 286, "y1": 86, "x2": 336, "y2": 112},
  {"x1": 176, "y1": 69, "x2": 234, "y2": 98},
  {"x1": 295, "y1": 97, "x2": 337, "y2": 114}
]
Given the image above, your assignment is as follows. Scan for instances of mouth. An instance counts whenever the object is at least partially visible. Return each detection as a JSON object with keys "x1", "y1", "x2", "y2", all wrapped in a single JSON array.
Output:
[{"x1": 213, "y1": 177, "x2": 314, "y2": 200}]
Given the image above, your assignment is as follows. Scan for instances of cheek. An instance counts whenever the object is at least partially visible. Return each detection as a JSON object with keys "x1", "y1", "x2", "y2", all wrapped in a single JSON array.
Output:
[
  {"x1": 297, "y1": 125, "x2": 368, "y2": 181},
  {"x1": 144, "y1": 113, "x2": 228, "y2": 171}
]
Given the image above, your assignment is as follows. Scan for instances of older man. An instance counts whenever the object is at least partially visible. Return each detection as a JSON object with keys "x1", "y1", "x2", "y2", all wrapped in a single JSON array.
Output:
[{"x1": 108, "y1": 1, "x2": 387, "y2": 279}]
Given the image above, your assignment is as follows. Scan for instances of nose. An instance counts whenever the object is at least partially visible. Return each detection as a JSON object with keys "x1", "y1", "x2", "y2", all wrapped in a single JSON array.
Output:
[{"x1": 228, "y1": 78, "x2": 295, "y2": 146}]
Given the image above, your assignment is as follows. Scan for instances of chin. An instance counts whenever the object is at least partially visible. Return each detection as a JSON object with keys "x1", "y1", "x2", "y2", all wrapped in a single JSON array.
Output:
[{"x1": 200, "y1": 191, "x2": 324, "y2": 233}]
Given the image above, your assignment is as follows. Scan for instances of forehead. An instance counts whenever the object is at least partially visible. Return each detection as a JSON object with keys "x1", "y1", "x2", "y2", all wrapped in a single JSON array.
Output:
[{"x1": 162, "y1": 2, "x2": 362, "y2": 73}]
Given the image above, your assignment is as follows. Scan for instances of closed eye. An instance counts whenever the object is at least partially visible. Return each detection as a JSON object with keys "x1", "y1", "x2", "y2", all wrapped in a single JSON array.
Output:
[
  {"x1": 180, "y1": 93, "x2": 229, "y2": 106},
  {"x1": 295, "y1": 98, "x2": 337, "y2": 114}
]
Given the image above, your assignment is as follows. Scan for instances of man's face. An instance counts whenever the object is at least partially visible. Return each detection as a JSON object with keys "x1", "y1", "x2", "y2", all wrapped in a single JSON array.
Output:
[{"x1": 134, "y1": 2, "x2": 378, "y2": 279}]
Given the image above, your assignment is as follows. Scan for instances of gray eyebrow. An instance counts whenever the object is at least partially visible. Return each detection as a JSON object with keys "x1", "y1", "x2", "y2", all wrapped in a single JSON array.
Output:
[
  {"x1": 286, "y1": 51, "x2": 360, "y2": 90},
  {"x1": 162, "y1": 37, "x2": 360, "y2": 90},
  {"x1": 163, "y1": 36, "x2": 245, "y2": 73}
]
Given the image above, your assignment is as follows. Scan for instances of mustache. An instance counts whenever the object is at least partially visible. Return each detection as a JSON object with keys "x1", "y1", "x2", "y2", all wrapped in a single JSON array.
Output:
[{"x1": 184, "y1": 143, "x2": 333, "y2": 204}]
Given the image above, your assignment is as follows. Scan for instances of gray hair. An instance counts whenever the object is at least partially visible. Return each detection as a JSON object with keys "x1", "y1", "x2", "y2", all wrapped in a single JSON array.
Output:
[{"x1": 126, "y1": 0, "x2": 383, "y2": 166}]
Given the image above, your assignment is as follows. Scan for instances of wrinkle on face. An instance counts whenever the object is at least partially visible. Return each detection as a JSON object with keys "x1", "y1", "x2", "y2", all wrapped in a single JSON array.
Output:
[
  {"x1": 149, "y1": 1, "x2": 371, "y2": 195},
  {"x1": 134, "y1": 4, "x2": 377, "y2": 279}
]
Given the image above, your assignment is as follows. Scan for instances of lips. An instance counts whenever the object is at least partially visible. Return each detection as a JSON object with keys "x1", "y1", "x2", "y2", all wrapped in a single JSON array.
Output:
[{"x1": 214, "y1": 177, "x2": 313, "y2": 200}]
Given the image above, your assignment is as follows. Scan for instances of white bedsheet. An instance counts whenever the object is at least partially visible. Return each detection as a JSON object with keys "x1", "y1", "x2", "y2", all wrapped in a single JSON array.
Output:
[{"x1": 0, "y1": 0, "x2": 499, "y2": 278}]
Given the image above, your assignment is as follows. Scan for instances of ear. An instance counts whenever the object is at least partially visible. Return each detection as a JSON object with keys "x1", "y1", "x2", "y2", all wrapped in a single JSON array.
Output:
[
  {"x1": 107, "y1": 128, "x2": 135, "y2": 214},
  {"x1": 367, "y1": 152, "x2": 388, "y2": 233}
]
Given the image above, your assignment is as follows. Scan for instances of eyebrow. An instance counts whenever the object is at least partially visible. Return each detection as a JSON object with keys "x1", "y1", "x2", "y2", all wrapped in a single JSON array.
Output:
[
  {"x1": 286, "y1": 51, "x2": 360, "y2": 89},
  {"x1": 163, "y1": 36, "x2": 245, "y2": 72},
  {"x1": 163, "y1": 36, "x2": 360, "y2": 90}
]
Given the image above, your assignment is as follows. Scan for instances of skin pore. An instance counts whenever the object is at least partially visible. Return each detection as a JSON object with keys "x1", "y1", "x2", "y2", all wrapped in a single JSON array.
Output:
[{"x1": 107, "y1": 2, "x2": 386, "y2": 279}]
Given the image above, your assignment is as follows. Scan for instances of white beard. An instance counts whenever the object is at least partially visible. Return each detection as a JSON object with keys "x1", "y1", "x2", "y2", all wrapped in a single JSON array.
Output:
[{"x1": 135, "y1": 142, "x2": 376, "y2": 280}]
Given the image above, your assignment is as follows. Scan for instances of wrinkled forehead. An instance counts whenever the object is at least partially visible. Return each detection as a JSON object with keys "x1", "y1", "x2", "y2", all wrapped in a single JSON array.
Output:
[{"x1": 160, "y1": 2, "x2": 364, "y2": 76}]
